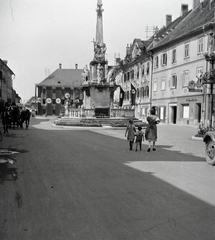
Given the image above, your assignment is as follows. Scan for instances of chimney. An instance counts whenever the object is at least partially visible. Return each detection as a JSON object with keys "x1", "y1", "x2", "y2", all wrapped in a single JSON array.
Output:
[
  {"x1": 166, "y1": 15, "x2": 172, "y2": 27},
  {"x1": 126, "y1": 44, "x2": 130, "y2": 56},
  {"x1": 3, "y1": 60, "x2": 8, "y2": 65},
  {"x1": 75, "y1": 63, "x2": 78, "y2": 69},
  {"x1": 193, "y1": 0, "x2": 200, "y2": 9},
  {"x1": 59, "y1": 63, "x2": 62, "y2": 69},
  {"x1": 115, "y1": 53, "x2": 121, "y2": 65},
  {"x1": 181, "y1": 4, "x2": 188, "y2": 16}
]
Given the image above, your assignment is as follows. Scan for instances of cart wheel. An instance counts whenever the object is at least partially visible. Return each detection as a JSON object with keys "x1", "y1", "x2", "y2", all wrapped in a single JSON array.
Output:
[{"x1": 205, "y1": 140, "x2": 215, "y2": 165}]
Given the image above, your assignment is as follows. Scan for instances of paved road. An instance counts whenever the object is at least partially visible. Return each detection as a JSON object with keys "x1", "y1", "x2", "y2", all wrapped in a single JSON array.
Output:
[{"x1": 0, "y1": 117, "x2": 214, "y2": 240}]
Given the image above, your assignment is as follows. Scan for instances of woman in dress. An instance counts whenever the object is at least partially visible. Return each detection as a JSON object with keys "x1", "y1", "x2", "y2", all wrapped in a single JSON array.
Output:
[
  {"x1": 145, "y1": 108, "x2": 160, "y2": 152},
  {"x1": 125, "y1": 119, "x2": 136, "y2": 150}
]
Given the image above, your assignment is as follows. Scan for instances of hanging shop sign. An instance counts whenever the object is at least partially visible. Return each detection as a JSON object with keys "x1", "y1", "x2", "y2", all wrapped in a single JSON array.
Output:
[{"x1": 188, "y1": 80, "x2": 202, "y2": 92}]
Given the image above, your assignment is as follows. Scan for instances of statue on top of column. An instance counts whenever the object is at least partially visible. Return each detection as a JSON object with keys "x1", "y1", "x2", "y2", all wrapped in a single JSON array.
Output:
[{"x1": 92, "y1": 39, "x2": 107, "y2": 61}]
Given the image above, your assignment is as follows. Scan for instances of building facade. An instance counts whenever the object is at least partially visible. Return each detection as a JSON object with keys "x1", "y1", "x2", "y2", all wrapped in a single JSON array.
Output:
[
  {"x1": 35, "y1": 64, "x2": 83, "y2": 116},
  {"x1": 115, "y1": 0, "x2": 215, "y2": 126},
  {"x1": 0, "y1": 59, "x2": 15, "y2": 110}
]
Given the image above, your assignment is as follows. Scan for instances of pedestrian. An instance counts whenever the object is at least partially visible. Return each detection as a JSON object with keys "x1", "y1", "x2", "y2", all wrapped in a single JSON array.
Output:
[
  {"x1": 145, "y1": 108, "x2": 160, "y2": 152},
  {"x1": 1, "y1": 103, "x2": 10, "y2": 133},
  {"x1": 135, "y1": 126, "x2": 144, "y2": 151},
  {"x1": 125, "y1": 119, "x2": 136, "y2": 150}
]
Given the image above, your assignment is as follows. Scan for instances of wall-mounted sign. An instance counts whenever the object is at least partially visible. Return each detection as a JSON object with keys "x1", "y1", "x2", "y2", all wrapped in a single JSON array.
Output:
[
  {"x1": 56, "y1": 98, "x2": 61, "y2": 104},
  {"x1": 46, "y1": 98, "x2": 52, "y2": 104},
  {"x1": 188, "y1": 80, "x2": 203, "y2": 92}
]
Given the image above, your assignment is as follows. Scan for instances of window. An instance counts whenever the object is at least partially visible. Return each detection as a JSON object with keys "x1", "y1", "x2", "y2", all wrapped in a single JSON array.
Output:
[
  {"x1": 184, "y1": 43, "x2": 190, "y2": 58},
  {"x1": 172, "y1": 49, "x2": 176, "y2": 63},
  {"x1": 131, "y1": 70, "x2": 134, "y2": 79},
  {"x1": 145, "y1": 86, "x2": 149, "y2": 97},
  {"x1": 161, "y1": 53, "x2": 167, "y2": 66},
  {"x1": 182, "y1": 70, "x2": 189, "y2": 87},
  {"x1": 141, "y1": 87, "x2": 144, "y2": 98},
  {"x1": 153, "y1": 79, "x2": 157, "y2": 92},
  {"x1": 182, "y1": 105, "x2": 189, "y2": 118},
  {"x1": 161, "y1": 77, "x2": 166, "y2": 90},
  {"x1": 124, "y1": 73, "x2": 127, "y2": 81},
  {"x1": 136, "y1": 89, "x2": 139, "y2": 98},
  {"x1": 198, "y1": 37, "x2": 204, "y2": 54},
  {"x1": 154, "y1": 56, "x2": 159, "y2": 68},
  {"x1": 137, "y1": 68, "x2": 139, "y2": 79},
  {"x1": 142, "y1": 65, "x2": 145, "y2": 76},
  {"x1": 171, "y1": 74, "x2": 177, "y2": 89},
  {"x1": 146, "y1": 63, "x2": 150, "y2": 75}
]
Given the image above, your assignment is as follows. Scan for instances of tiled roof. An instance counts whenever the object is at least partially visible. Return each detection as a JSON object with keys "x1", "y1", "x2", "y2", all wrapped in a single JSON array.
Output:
[
  {"x1": 152, "y1": 0, "x2": 214, "y2": 49},
  {"x1": 37, "y1": 69, "x2": 83, "y2": 87}
]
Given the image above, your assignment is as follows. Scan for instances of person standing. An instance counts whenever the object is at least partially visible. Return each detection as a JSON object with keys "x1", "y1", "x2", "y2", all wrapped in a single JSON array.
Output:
[
  {"x1": 135, "y1": 126, "x2": 144, "y2": 151},
  {"x1": 125, "y1": 119, "x2": 136, "y2": 150},
  {"x1": 145, "y1": 108, "x2": 160, "y2": 152}
]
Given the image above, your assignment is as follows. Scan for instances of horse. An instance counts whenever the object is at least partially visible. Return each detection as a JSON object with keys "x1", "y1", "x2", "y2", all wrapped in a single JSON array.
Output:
[{"x1": 20, "y1": 109, "x2": 31, "y2": 129}]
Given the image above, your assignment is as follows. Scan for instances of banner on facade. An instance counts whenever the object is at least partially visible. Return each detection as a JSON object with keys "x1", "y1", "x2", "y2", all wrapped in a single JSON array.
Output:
[
  {"x1": 56, "y1": 98, "x2": 61, "y2": 104},
  {"x1": 46, "y1": 98, "x2": 52, "y2": 104},
  {"x1": 130, "y1": 83, "x2": 136, "y2": 106},
  {"x1": 119, "y1": 87, "x2": 124, "y2": 107}
]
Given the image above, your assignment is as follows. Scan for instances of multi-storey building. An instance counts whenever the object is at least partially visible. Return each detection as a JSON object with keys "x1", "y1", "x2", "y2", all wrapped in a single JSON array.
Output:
[
  {"x1": 150, "y1": 0, "x2": 214, "y2": 125},
  {"x1": 35, "y1": 63, "x2": 83, "y2": 116},
  {"x1": 0, "y1": 59, "x2": 15, "y2": 110},
  {"x1": 116, "y1": 0, "x2": 215, "y2": 126}
]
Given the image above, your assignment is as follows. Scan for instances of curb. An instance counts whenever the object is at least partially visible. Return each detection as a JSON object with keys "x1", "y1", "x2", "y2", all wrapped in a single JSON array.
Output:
[{"x1": 191, "y1": 136, "x2": 203, "y2": 141}]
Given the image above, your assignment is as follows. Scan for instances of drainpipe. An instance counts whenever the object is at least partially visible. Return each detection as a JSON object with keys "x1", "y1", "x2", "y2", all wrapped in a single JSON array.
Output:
[{"x1": 149, "y1": 52, "x2": 153, "y2": 112}]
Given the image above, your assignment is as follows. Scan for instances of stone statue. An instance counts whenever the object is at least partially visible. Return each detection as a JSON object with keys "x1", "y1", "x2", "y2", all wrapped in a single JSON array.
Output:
[
  {"x1": 82, "y1": 65, "x2": 90, "y2": 82},
  {"x1": 92, "y1": 39, "x2": 107, "y2": 61},
  {"x1": 97, "y1": 63, "x2": 103, "y2": 83}
]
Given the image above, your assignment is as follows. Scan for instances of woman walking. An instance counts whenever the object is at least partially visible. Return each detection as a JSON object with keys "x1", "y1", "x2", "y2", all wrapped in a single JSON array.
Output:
[
  {"x1": 125, "y1": 119, "x2": 136, "y2": 150},
  {"x1": 145, "y1": 108, "x2": 160, "y2": 152}
]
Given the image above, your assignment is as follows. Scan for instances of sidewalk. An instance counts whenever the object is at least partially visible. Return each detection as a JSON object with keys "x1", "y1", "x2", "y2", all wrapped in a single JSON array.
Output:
[{"x1": 90, "y1": 123, "x2": 205, "y2": 158}]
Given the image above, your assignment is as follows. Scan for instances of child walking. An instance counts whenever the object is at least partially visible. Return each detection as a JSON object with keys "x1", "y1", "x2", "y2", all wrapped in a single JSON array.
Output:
[
  {"x1": 125, "y1": 119, "x2": 136, "y2": 150},
  {"x1": 135, "y1": 126, "x2": 144, "y2": 151}
]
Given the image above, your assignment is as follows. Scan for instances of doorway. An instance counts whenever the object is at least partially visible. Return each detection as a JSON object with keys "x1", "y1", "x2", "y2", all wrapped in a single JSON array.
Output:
[
  {"x1": 196, "y1": 103, "x2": 201, "y2": 123},
  {"x1": 170, "y1": 106, "x2": 177, "y2": 124}
]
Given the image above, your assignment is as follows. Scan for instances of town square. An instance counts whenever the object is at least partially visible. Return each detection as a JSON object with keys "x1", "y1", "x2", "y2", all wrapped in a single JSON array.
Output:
[{"x1": 0, "y1": 0, "x2": 215, "y2": 239}]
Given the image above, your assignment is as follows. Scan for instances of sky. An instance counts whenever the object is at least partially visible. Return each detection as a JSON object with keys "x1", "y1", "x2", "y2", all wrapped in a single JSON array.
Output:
[{"x1": 0, "y1": 0, "x2": 194, "y2": 102}]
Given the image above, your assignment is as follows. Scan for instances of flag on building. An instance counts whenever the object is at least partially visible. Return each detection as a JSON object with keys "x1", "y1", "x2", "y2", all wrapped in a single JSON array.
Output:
[
  {"x1": 130, "y1": 83, "x2": 136, "y2": 106},
  {"x1": 119, "y1": 87, "x2": 124, "y2": 107}
]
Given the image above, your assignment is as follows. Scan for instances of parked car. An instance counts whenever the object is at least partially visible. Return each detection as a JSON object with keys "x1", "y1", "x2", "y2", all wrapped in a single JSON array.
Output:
[{"x1": 203, "y1": 131, "x2": 215, "y2": 165}]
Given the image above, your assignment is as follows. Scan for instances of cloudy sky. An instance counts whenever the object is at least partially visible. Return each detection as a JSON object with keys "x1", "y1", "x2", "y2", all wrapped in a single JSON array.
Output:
[{"x1": 0, "y1": 0, "x2": 194, "y2": 102}]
